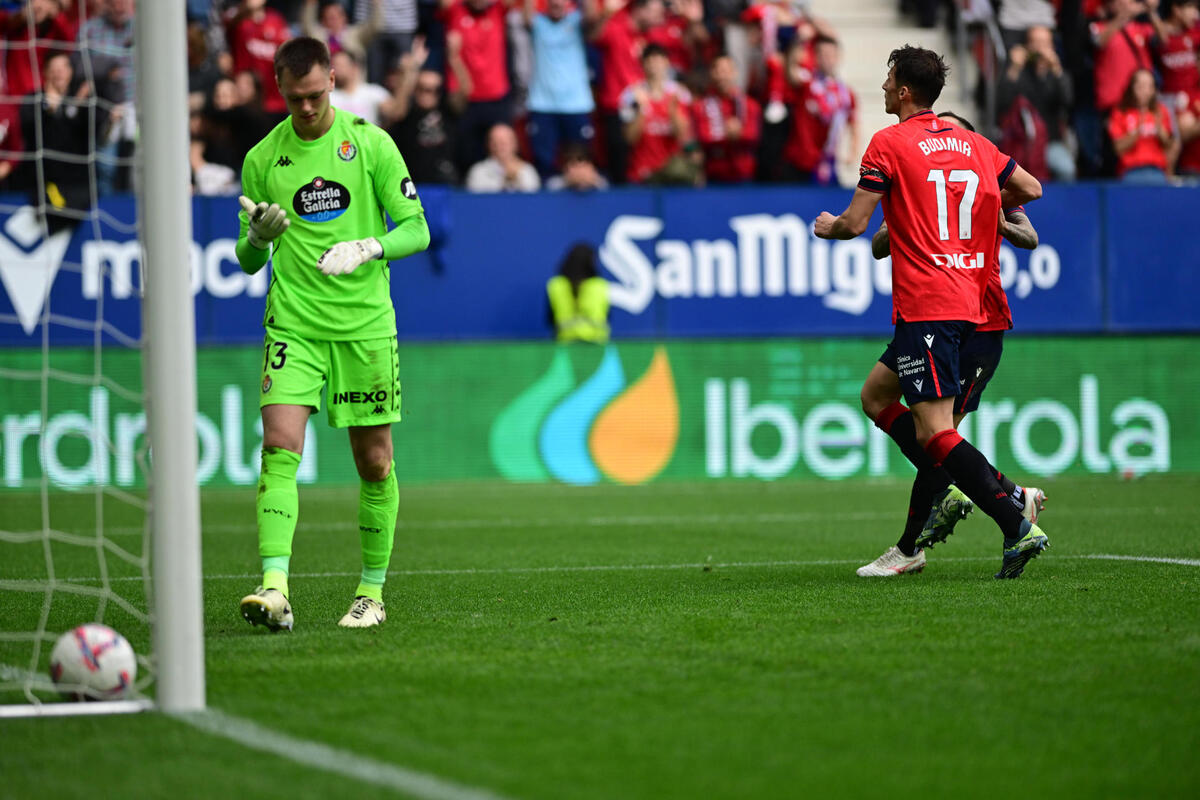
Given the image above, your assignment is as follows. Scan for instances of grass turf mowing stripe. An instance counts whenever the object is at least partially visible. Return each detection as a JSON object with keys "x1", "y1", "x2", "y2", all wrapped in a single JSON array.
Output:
[
  {"x1": 11, "y1": 503, "x2": 1173, "y2": 538},
  {"x1": 9, "y1": 553, "x2": 1198, "y2": 587},
  {"x1": 174, "y1": 709, "x2": 513, "y2": 800}
]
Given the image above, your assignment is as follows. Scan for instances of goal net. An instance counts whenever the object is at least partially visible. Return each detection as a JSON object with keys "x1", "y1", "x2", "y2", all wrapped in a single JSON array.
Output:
[{"x1": 0, "y1": 0, "x2": 202, "y2": 716}]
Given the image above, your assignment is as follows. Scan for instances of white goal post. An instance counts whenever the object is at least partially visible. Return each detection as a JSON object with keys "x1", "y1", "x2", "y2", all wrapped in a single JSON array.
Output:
[
  {"x1": 0, "y1": 0, "x2": 204, "y2": 718},
  {"x1": 138, "y1": 0, "x2": 205, "y2": 713}
]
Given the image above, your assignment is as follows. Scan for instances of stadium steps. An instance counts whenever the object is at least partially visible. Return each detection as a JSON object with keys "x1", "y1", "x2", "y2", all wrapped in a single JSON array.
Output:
[{"x1": 809, "y1": 0, "x2": 973, "y2": 185}]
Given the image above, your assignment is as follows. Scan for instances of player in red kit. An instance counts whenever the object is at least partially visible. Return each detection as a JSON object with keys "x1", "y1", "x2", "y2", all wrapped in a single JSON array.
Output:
[
  {"x1": 860, "y1": 111, "x2": 1046, "y2": 577},
  {"x1": 814, "y1": 47, "x2": 1050, "y2": 580}
]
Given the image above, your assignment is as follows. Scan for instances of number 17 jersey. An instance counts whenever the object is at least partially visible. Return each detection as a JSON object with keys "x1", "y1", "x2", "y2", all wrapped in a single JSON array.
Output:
[{"x1": 858, "y1": 110, "x2": 1016, "y2": 324}]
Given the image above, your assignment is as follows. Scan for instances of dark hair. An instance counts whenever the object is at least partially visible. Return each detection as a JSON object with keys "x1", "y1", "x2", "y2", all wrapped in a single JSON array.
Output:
[
  {"x1": 1119, "y1": 68, "x2": 1159, "y2": 111},
  {"x1": 888, "y1": 45, "x2": 948, "y2": 108},
  {"x1": 558, "y1": 243, "x2": 599, "y2": 290},
  {"x1": 560, "y1": 142, "x2": 594, "y2": 165},
  {"x1": 274, "y1": 36, "x2": 331, "y2": 83},
  {"x1": 936, "y1": 111, "x2": 976, "y2": 132},
  {"x1": 43, "y1": 49, "x2": 71, "y2": 69},
  {"x1": 641, "y1": 43, "x2": 669, "y2": 62},
  {"x1": 814, "y1": 35, "x2": 839, "y2": 48}
]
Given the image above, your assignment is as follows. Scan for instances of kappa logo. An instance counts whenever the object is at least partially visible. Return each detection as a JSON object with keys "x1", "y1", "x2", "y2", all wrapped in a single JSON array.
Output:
[
  {"x1": 0, "y1": 206, "x2": 73, "y2": 335},
  {"x1": 914, "y1": 379, "x2": 925, "y2": 392},
  {"x1": 923, "y1": 334, "x2": 935, "y2": 348},
  {"x1": 275, "y1": 155, "x2": 293, "y2": 167}
]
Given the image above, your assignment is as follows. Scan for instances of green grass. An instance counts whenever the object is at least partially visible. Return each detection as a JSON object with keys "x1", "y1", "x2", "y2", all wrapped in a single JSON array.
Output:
[{"x1": 3, "y1": 474, "x2": 1200, "y2": 799}]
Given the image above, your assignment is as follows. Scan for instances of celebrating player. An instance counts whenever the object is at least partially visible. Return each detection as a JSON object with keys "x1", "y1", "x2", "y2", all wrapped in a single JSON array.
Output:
[
  {"x1": 814, "y1": 46, "x2": 1050, "y2": 579},
  {"x1": 235, "y1": 37, "x2": 430, "y2": 630},
  {"x1": 855, "y1": 111, "x2": 1047, "y2": 578}
]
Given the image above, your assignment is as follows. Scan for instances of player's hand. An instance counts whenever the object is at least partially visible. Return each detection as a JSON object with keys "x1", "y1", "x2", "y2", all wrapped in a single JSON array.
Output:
[
  {"x1": 813, "y1": 211, "x2": 838, "y2": 239},
  {"x1": 239, "y1": 195, "x2": 290, "y2": 250},
  {"x1": 316, "y1": 238, "x2": 383, "y2": 276}
]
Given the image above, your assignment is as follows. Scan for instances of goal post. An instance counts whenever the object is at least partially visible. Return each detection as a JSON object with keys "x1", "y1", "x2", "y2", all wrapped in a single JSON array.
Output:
[{"x1": 137, "y1": 0, "x2": 205, "y2": 712}]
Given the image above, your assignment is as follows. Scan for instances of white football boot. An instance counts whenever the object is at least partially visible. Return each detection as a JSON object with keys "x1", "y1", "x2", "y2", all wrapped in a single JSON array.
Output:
[
  {"x1": 1020, "y1": 487, "x2": 1047, "y2": 524},
  {"x1": 338, "y1": 596, "x2": 386, "y2": 628},
  {"x1": 856, "y1": 546, "x2": 927, "y2": 577},
  {"x1": 239, "y1": 587, "x2": 294, "y2": 631}
]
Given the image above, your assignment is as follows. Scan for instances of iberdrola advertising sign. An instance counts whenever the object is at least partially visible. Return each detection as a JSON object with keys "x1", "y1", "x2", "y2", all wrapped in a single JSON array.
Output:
[{"x1": 0, "y1": 337, "x2": 1191, "y2": 489}]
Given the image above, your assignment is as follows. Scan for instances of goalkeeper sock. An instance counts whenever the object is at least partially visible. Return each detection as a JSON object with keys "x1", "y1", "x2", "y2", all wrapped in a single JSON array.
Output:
[
  {"x1": 257, "y1": 447, "x2": 301, "y2": 599},
  {"x1": 356, "y1": 462, "x2": 398, "y2": 602}
]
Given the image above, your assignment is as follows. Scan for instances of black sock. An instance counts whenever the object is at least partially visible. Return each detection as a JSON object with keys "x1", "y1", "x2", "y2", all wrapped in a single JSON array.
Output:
[
  {"x1": 935, "y1": 436, "x2": 1025, "y2": 541},
  {"x1": 875, "y1": 404, "x2": 953, "y2": 555},
  {"x1": 896, "y1": 468, "x2": 951, "y2": 556},
  {"x1": 994, "y1": 468, "x2": 1026, "y2": 512}
]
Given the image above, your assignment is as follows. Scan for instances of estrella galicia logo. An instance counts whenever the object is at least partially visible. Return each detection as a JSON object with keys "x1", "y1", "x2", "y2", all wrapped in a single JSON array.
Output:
[
  {"x1": 293, "y1": 176, "x2": 350, "y2": 222},
  {"x1": 488, "y1": 345, "x2": 679, "y2": 486},
  {"x1": 337, "y1": 140, "x2": 356, "y2": 161}
]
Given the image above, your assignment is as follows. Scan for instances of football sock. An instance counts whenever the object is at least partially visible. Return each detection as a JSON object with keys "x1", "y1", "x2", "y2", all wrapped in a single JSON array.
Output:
[
  {"x1": 874, "y1": 402, "x2": 953, "y2": 554},
  {"x1": 926, "y1": 431, "x2": 1025, "y2": 541},
  {"x1": 356, "y1": 462, "x2": 398, "y2": 603},
  {"x1": 896, "y1": 468, "x2": 945, "y2": 557},
  {"x1": 257, "y1": 446, "x2": 301, "y2": 598},
  {"x1": 875, "y1": 403, "x2": 954, "y2": 488},
  {"x1": 994, "y1": 469, "x2": 1026, "y2": 512}
]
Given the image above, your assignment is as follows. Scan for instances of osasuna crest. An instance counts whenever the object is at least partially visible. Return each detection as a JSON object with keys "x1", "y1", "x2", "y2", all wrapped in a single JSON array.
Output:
[
  {"x1": 338, "y1": 140, "x2": 357, "y2": 161},
  {"x1": 400, "y1": 177, "x2": 418, "y2": 200}
]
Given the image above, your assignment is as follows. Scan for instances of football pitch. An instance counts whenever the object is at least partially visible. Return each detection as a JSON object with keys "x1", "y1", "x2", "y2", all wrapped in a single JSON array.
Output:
[{"x1": 2, "y1": 474, "x2": 1199, "y2": 799}]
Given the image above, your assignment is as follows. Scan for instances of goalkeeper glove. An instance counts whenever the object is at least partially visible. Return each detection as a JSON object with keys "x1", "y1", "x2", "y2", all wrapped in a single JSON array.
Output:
[
  {"x1": 316, "y1": 238, "x2": 384, "y2": 276},
  {"x1": 238, "y1": 195, "x2": 290, "y2": 250}
]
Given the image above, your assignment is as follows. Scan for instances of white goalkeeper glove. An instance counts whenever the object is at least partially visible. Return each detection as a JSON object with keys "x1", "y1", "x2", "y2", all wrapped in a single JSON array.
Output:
[
  {"x1": 238, "y1": 195, "x2": 290, "y2": 250},
  {"x1": 316, "y1": 238, "x2": 384, "y2": 276}
]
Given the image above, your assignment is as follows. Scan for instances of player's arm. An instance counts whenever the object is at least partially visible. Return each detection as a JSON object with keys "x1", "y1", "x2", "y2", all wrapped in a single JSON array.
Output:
[
  {"x1": 813, "y1": 187, "x2": 882, "y2": 240},
  {"x1": 999, "y1": 209, "x2": 1038, "y2": 250},
  {"x1": 317, "y1": 132, "x2": 430, "y2": 276},
  {"x1": 1000, "y1": 162, "x2": 1042, "y2": 208},
  {"x1": 235, "y1": 155, "x2": 289, "y2": 275},
  {"x1": 871, "y1": 221, "x2": 889, "y2": 259}
]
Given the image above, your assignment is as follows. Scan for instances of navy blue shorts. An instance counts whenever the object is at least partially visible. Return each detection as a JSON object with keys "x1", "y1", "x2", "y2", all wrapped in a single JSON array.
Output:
[
  {"x1": 953, "y1": 330, "x2": 1005, "y2": 414},
  {"x1": 878, "y1": 320, "x2": 975, "y2": 406}
]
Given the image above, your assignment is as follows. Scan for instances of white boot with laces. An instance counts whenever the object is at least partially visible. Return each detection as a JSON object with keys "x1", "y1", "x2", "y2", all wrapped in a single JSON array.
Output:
[{"x1": 856, "y1": 546, "x2": 926, "y2": 577}]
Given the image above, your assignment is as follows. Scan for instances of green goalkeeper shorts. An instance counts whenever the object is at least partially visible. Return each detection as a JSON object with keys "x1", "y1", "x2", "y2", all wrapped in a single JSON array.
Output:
[{"x1": 259, "y1": 327, "x2": 402, "y2": 428}]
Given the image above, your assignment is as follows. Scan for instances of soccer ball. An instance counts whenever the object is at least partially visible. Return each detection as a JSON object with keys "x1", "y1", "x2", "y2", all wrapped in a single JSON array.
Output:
[{"x1": 48, "y1": 623, "x2": 137, "y2": 701}]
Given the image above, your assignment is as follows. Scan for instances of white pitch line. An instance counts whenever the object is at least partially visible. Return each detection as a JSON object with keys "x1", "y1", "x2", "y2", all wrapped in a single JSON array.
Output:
[
  {"x1": 173, "y1": 709, "x2": 514, "y2": 800},
  {"x1": 1080, "y1": 553, "x2": 1200, "y2": 567}
]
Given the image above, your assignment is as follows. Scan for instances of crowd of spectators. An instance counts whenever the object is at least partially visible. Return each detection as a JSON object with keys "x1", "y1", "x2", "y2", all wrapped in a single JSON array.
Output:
[
  {"x1": 982, "y1": 0, "x2": 1200, "y2": 183},
  {"x1": 2, "y1": 0, "x2": 1199, "y2": 204}
]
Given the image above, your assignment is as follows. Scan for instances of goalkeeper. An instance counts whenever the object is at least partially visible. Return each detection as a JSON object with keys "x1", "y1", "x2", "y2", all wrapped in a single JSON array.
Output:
[{"x1": 235, "y1": 36, "x2": 429, "y2": 631}]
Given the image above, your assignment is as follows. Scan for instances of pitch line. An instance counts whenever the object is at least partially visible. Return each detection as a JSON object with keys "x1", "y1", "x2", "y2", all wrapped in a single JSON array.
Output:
[{"x1": 174, "y1": 709, "x2": 514, "y2": 800}]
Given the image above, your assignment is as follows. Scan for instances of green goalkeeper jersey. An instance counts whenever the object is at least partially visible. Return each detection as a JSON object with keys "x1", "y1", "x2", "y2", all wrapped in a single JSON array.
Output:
[{"x1": 238, "y1": 109, "x2": 424, "y2": 340}]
